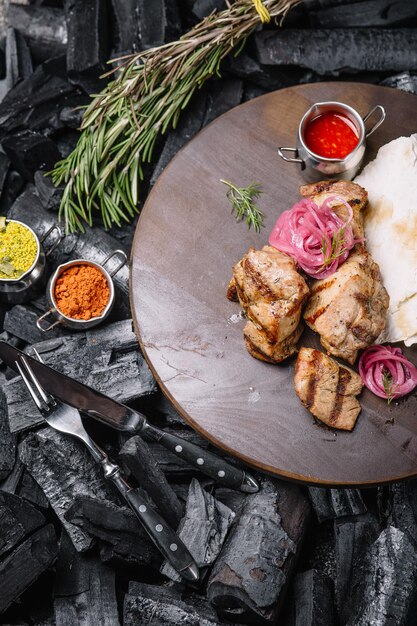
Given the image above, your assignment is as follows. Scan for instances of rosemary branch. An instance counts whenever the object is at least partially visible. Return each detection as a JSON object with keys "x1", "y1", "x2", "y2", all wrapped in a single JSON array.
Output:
[
  {"x1": 221, "y1": 179, "x2": 264, "y2": 232},
  {"x1": 50, "y1": 0, "x2": 300, "y2": 233}
]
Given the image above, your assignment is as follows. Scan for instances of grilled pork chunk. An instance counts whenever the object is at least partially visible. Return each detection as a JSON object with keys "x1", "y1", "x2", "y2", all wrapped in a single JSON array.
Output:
[
  {"x1": 304, "y1": 250, "x2": 389, "y2": 364},
  {"x1": 228, "y1": 246, "x2": 309, "y2": 363},
  {"x1": 300, "y1": 179, "x2": 368, "y2": 240},
  {"x1": 294, "y1": 347, "x2": 363, "y2": 431}
]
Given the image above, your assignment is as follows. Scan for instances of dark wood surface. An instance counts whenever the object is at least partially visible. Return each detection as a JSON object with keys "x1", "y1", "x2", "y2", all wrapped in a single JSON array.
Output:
[{"x1": 130, "y1": 82, "x2": 417, "y2": 486}]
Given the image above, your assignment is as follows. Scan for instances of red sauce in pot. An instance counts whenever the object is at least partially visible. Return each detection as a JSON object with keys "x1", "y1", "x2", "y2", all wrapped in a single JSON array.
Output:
[{"x1": 304, "y1": 111, "x2": 359, "y2": 159}]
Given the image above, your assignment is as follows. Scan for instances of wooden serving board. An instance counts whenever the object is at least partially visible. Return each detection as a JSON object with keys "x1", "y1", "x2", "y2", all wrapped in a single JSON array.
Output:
[{"x1": 130, "y1": 82, "x2": 417, "y2": 486}]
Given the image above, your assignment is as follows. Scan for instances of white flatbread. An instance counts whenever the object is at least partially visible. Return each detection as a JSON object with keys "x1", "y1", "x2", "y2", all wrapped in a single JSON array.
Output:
[{"x1": 354, "y1": 134, "x2": 417, "y2": 346}]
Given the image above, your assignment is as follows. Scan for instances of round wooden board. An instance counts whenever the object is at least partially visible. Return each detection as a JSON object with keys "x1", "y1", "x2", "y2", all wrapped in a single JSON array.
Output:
[{"x1": 130, "y1": 82, "x2": 417, "y2": 486}]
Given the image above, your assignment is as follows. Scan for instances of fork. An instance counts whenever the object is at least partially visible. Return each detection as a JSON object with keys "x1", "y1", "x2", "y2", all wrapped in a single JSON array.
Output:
[{"x1": 15, "y1": 355, "x2": 199, "y2": 583}]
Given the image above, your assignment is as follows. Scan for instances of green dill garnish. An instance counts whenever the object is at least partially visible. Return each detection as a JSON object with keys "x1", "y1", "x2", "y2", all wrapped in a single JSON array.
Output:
[
  {"x1": 319, "y1": 223, "x2": 350, "y2": 270},
  {"x1": 221, "y1": 179, "x2": 264, "y2": 233}
]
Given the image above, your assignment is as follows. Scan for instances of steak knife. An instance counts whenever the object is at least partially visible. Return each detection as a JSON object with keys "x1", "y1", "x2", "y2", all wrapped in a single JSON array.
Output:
[{"x1": 0, "y1": 341, "x2": 259, "y2": 493}]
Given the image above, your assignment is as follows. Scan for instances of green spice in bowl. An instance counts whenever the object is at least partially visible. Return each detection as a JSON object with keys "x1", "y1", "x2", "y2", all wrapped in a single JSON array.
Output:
[{"x1": 0, "y1": 217, "x2": 39, "y2": 280}]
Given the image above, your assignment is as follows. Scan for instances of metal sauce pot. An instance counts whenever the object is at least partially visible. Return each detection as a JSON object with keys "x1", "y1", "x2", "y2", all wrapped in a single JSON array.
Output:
[
  {"x1": 0, "y1": 221, "x2": 63, "y2": 305},
  {"x1": 277, "y1": 101, "x2": 385, "y2": 182},
  {"x1": 36, "y1": 250, "x2": 127, "y2": 332}
]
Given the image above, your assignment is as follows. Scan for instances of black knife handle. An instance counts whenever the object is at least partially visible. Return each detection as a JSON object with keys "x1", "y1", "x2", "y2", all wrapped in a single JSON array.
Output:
[
  {"x1": 105, "y1": 465, "x2": 199, "y2": 583},
  {"x1": 143, "y1": 423, "x2": 259, "y2": 493}
]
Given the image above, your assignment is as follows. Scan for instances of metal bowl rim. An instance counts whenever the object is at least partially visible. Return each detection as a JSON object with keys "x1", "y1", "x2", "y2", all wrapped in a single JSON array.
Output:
[{"x1": 0, "y1": 219, "x2": 41, "y2": 283}]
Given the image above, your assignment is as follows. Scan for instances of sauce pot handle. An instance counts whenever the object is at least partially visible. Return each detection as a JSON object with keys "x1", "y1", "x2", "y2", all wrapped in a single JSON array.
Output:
[
  {"x1": 36, "y1": 309, "x2": 61, "y2": 333},
  {"x1": 363, "y1": 105, "x2": 386, "y2": 138},
  {"x1": 277, "y1": 147, "x2": 304, "y2": 164},
  {"x1": 101, "y1": 249, "x2": 128, "y2": 277}
]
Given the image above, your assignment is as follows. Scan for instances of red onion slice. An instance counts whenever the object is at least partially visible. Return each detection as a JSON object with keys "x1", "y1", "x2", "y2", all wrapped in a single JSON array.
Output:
[
  {"x1": 269, "y1": 195, "x2": 361, "y2": 279},
  {"x1": 358, "y1": 345, "x2": 417, "y2": 402}
]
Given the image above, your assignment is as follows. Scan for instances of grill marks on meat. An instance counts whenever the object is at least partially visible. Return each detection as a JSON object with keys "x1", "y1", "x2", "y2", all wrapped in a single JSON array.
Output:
[
  {"x1": 300, "y1": 180, "x2": 389, "y2": 364},
  {"x1": 228, "y1": 246, "x2": 309, "y2": 363},
  {"x1": 304, "y1": 250, "x2": 389, "y2": 364},
  {"x1": 294, "y1": 347, "x2": 363, "y2": 431}
]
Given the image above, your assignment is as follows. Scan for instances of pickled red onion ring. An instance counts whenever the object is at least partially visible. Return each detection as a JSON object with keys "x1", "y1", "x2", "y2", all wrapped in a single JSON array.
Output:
[
  {"x1": 268, "y1": 196, "x2": 361, "y2": 279},
  {"x1": 358, "y1": 345, "x2": 417, "y2": 401}
]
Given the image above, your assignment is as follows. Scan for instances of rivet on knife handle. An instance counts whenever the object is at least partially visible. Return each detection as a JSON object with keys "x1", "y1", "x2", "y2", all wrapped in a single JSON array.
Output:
[{"x1": 143, "y1": 423, "x2": 259, "y2": 493}]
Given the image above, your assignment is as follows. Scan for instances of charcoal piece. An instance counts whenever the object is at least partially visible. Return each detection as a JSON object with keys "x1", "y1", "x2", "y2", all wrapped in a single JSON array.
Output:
[
  {"x1": 4, "y1": 304, "x2": 67, "y2": 344},
  {"x1": 7, "y1": 5, "x2": 67, "y2": 64},
  {"x1": 17, "y1": 471, "x2": 49, "y2": 510},
  {"x1": 161, "y1": 479, "x2": 234, "y2": 582},
  {"x1": 208, "y1": 479, "x2": 311, "y2": 624},
  {"x1": 59, "y1": 105, "x2": 84, "y2": 129},
  {"x1": 0, "y1": 388, "x2": 16, "y2": 480},
  {"x1": 335, "y1": 513, "x2": 380, "y2": 625},
  {"x1": 0, "y1": 458, "x2": 24, "y2": 494},
  {"x1": 53, "y1": 531, "x2": 120, "y2": 626},
  {"x1": 164, "y1": 0, "x2": 182, "y2": 43},
  {"x1": 65, "y1": 496, "x2": 161, "y2": 569},
  {"x1": 304, "y1": 0, "x2": 362, "y2": 7},
  {"x1": 8, "y1": 186, "x2": 131, "y2": 319},
  {"x1": 137, "y1": 0, "x2": 166, "y2": 50},
  {"x1": 0, "y1": 152, "x2": 10, "y2": 199},
  {"x1": 18, "y1": 427, "x2": 122, "y2": 552},
  {"x1": 255, "y1": 29, "x2": 417, "y2": 75},
  {"x1": 225, "y1": 54, "x2": 286, "y2": 90},
  {"x1": 192, "y1": 0, "x2": 226, "y2": 19},
  {"x1": 381, "y1": 71, "x2": 417, "y2": 95},
  {"x1": 151, "y1": 88, "x2": 207, "y2": 185},
  {"x1": 34, "y1": 171, "x2": 63, "y2": 211},
  {"x1": 346, "y1": 526, "x2": 417, "y2": 626},
  {"x1": 119, "y1": 435, "x2": 184, "y2": 528},
  {"x1": 388, "y1": 481, "x2": 417, "y2": 545},
  {"x1": 65, "y1": 0, "x2": 109, "y2": 94},
  {"x1": 2, "y1": 131, "x2": 61, "y2": 182},
  {"x1": 308, "y1": 488, "x2": 367, "y2": 523},
  {"x1": 244, "y1": 84, "x2": 267, "y2": 102},
  {"x1": 124, "y1": 582, "x2": 223, "y2": 626},
  {"x1": 213, "y1": 486, "x2": 246, "y2": 515},
  {"x1": 293, "y1": 570, "x2": 334, "y2": 626},
  {"x1": 0, "y1": 168, "x2": 25, "y2": 213},
  {"x1": 6, "y1": 27, "x2": 33, "y2": 91},
  {"x1": 309, "y1": 0, "x2": 417, "y2": 28},
  {"x1": 53, "y1": 128, "x2": 80, "y2": 159},
  {"x1": 204, "y1": 79, "x2": 243, "y2": 126},
  {"x1": 5, "y1": 318, "x2": 155, "y2": 433},
  {"x1": 0, "y1": 491, "x2": 45, "y2": 559},
  {"x1": 110, "y1": 0, "x2": 141, "y2": 55},
  {"x1": 0, "y1": 523, "x2": 58, "y2": 614}
]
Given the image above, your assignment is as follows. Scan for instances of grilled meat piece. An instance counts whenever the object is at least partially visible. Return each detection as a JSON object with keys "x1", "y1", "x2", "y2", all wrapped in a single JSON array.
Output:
[
  {"x1": 229, "y1": 246, "x2": 309, "y2": 363},
  {"x1": 300, "y1": 179, "x2": 368, "y2": 240},
  {"x1": 294, "y1": 347, "x2": 363, "y2": 431},
  {"x1": 304, "y1": 250, "x2": 389, "y2": 364}
]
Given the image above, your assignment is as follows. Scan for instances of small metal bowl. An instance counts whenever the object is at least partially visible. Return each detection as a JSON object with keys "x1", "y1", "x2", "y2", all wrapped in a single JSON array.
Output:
[
  {"x1": 277, "y1": 101, "x2": 385, "y2": 182},
  {"x1": 36, "y1": 250, "x2": 127, "y2": 332},
  {"x1": 0, "y1": 220, "x2": 63, "y2": 305}
]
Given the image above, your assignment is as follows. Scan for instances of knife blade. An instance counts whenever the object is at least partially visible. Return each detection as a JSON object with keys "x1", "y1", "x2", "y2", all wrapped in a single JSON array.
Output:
[{"x1": 0, "y1": 341, "x2": 259, "y2": 493}]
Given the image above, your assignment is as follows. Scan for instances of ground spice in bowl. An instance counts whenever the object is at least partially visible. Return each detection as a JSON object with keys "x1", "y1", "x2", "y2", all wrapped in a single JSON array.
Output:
[
  {"x1": 0, "y1": 218, "x2": 38, "y2": 280},
  {"x1": 54, "y1": 264, "x2": 110, "y2": 320}
]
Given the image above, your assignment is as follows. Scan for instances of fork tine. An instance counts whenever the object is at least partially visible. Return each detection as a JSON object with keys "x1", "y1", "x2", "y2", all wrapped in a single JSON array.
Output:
[
  {"x1": 19, "y1": 355, "x2": 52, "y2": 406},
  {"x1": 32, "y1": 347, "x2": 44, "y2": 364},
  {"x1": 15, "y1": 359, "x2": 47, "y2": 413}
]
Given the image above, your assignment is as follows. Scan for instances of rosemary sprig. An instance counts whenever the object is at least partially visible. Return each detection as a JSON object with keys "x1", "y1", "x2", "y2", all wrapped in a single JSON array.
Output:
[
  {"x1": 382, "y1": 369, "x2": 398, "y2": 405},
  {"x1": 49, "y1": 0, "x2": 300, "y2": 233},
  {"x1": 320, "y1": 222, "x2": 350, "y2": 270},
  {"x1": 221, "y1": 179, "x2": 264, "y2": 232}
]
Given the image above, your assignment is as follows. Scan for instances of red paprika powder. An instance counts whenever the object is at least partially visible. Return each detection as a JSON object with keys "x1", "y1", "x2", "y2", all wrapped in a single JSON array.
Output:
[{"x1": 54, "y1": 264, "x2": 110, "y2": 320}]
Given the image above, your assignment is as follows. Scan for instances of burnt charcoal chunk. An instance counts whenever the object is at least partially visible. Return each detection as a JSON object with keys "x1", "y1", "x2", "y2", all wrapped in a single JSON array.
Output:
[
  {"x1": 0, "y1": 491, "x2": 45, "y2": 559},
  {"x1": 293, "y1": 569, "x2": 334, "y2": 626},
  {"x1": 192, "y1": 0, "x2": 226, "y2": 19},
  {"x1": 17, "y1": 470, "x2": 49, "y2": 510},
  {"x1": 119, "y1": 435, "x2": 184, "y2": 528},
  {"x1": 137, "y1": 0, "x2": 166, "y2": 49},
  {"x1": 59, "y1": 105, "x2": 84, "y2": 129},
  {"x1": 0, "y1": 168, "x2": 25, "y2": 213},
  {"x1": 0, "y1": 388, "x2": 16, "y2": 480},
  {"x1": 6, "y1": 27, "x2": 33, "y2": 91},
  {"x1": 2, "y1": 131, "x2": 61, "y2": 182},
  {"x1": 334, "y1": 513, "x2": 379, "y2": 625},
  {"x1": 388, "y1": 480, "x2": 417, "y2": 545},
  {"x1": 255, "y1": 28, "x2": 417, "y2": 75},
  {"x1": 34, "y1": 171, "x2": 63, "y2": 211},
  {"x1": 124, "y1": 582, "x2": 223, "y2": 626},
  {"x1": 346, "y1": 526, "x2": 417, "y2": 626},
  {"x1": 225, "y1": 54, "x2": 286, "y2": 90},
  {"x1": 4, "y1": 304, "x2": 68, "y2": 345},
  {"x1": 0, "y1": 523, "x2": 58, "y2": 614},
  {"x1": 308, "y1": 488, "x2": 367, "y2": 523},
  {"x1": 164, "y1": 0, "x2": 182, "y2": 43},
  {"x1": 204, "y1": 79, "x2": 243, "y2": 126},
  {"x1": 208, "y1": 479, "x2": 311, "y2": 624},
  {"x1": 0, "y1": 153, "x2": 10, "y2": 201},
  {"x1": 65, "y1": 0, "x2": 109, "y2": 94},
  {"x1": 381, "y1": 71, "x2": 417, "y2": 95},
  {"x1": 7, "y1": 5, "x2": 67, "y2": 64},
  {"x1": 161, "y1": 479, "x2": 234, "y2": 582},
  {"x1": 110, "y1": 0, "x2": 141, "y2": 55},
  {"x1": 309, "y1": 0, "x2": 417, "y2": 28},
  {"x1": 54, "y1": 531, "x2": 120, "y2": 626}
]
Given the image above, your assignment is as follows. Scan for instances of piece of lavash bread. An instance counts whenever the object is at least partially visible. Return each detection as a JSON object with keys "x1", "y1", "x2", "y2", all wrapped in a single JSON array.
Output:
[{"x1": 354, "y1": 134, "x2": 417, "y2": 346}]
